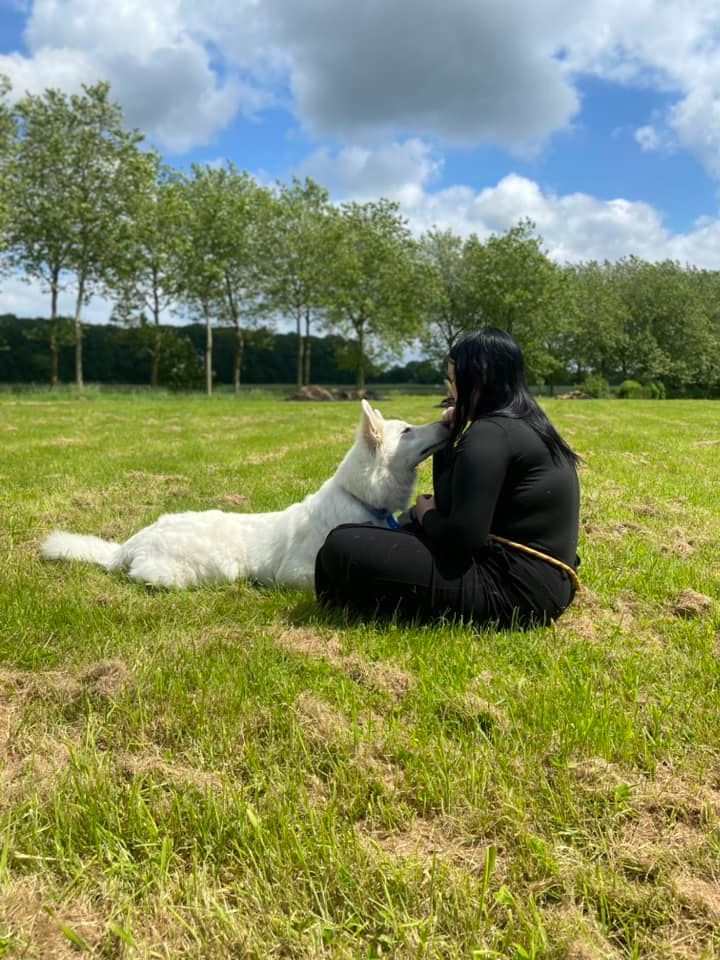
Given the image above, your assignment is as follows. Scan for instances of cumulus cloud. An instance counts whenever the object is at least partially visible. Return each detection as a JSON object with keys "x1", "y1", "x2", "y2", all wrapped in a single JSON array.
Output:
[
  {"x1": 408, "y1": 174, "x2": 720, "y2": 267},
  {"x1": 562, "y1": 0, "x2": 720, "y2": 176},
  {"x1": 0, "y1": 273, "x2": 116, "y2": 324},
  {"x1": 254, "y1": 0, "x2": 581, "y2": 148},
  {"x1": 297, "y1": 139, "x2": 442, "y2": 206},
  {"x1": 0, "y1": 0, "x2": 265, "y2": 152},
  {"x1": 4, "y1": 0, "x2": 720, "y2": 171},
  {"x1": 294, "y1": 141, "x2": 720, "y2": 266}
]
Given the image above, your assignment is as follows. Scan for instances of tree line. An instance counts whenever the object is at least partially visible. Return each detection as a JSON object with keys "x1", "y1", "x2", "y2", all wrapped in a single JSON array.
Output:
[
  {"x1": 0, "y1": 315, "x2": 443, "y2": 387},
  {"x1": 1, "y1": 78, "x2": 719, "y2": 395}
]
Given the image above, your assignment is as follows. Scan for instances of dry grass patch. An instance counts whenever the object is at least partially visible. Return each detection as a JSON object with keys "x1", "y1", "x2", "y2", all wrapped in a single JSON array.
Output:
[
  {"x1": 630, "y1": 500, "x2": 662, "y2": 517},
  {"x1": 275, "y1": 628, "x2": 414, "y2": 700},
  {"x1": 542, "y1": 904, "x2": 623, "y2": 959},
  {"x1": 0, "y1": 659, "x2": 128, "y2": 708},
  {"x1": 669, "y1": 588, "x2": 715, "y2": 619},
  {"x1": 276, "y1": 627, "x2": 343, "y2": 663},
  {"x1": 0, "y1": 878, "x2": 109, "y2": 958},
  {"x1": 558, "y1": 588, "x2": 641, "y2": 643},
  {"x1": 342, "y1": 654, "x2": 414, "y2": 698},
  {"x1": 43, "y1": 437, "x2": 86, "y2": 447},
  {"x1": 293, "y1": 691, "x2": 355, "y2": 746},
  {"x1": 126, "y1": 470, "x2": 189, "y2": 484},
  {"x1": 637, "y1": 769, "x2": 720, "y2": 829},
  {"x1": 293, "y1": 693, "x2": 404, "y2": 793},
  {"x1": 614, "y1": 810, "x2": 705, "y2": 876},
  {"x1": 1, "y1": 660, "x2": 128, "y2": 804},
  {"x1": 219, "y1": 493, "x2": 251, "y2": 507},
  {"x1": 356, "y1": 815, "x2": 503, "y2": 880},
  {"x1": 118, "y1": 748, "x2": 229, "y2": 793},
  {"x1": 672, "y1": 875, "x2": 720, "y2": 921},
  {"x1": 570, "y1": 757, "x2": 640, "y2": 794}
]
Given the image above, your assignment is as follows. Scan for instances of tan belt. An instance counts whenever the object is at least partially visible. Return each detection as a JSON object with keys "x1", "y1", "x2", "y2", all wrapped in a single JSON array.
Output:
[{"x1": 489, "y1": 534, "x2": 581, "y2": 592}]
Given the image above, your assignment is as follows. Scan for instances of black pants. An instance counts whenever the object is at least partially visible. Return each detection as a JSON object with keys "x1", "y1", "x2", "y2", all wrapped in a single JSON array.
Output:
[{"x1": 314, "y1": 522, "x2": 576, "y2": 628}]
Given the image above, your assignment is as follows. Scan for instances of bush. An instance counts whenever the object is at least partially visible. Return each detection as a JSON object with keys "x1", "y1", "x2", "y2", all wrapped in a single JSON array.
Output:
[
  {"x1": 617, "y1": 379, "x2": 666, "y2": 399},
  {"x1": 618, "y1": 379, "x2": 646, "y2": 399},
  {"x1": 647, "y1": 380, "x2": 666, "y2": 399},
  {"x1": 159, "y1": 333, "x2": 204, "y2": 390},
  {"x1": 581, "y1": 374, "x2": 611, "y2": 398}
]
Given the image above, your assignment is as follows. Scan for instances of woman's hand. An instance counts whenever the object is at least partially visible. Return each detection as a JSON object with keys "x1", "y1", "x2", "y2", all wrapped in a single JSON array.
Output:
[
  {"x1": 441, "y1": 404, "x2": 456, "y2": 428},
  {"x1": 414, "y1": 493, "x2": 436, "y2": 525}
]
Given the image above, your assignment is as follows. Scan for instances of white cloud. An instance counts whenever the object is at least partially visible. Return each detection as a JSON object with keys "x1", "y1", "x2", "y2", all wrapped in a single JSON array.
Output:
[
  {"x1": 4, "y1": 0, "x2": 720, "y2": 173},
  {"x1": 0, "y1": 273, "x2": 116, "y2": 324},
  {"x1": 256, "y1": 0, "x2": 581, "y2": 148},
  {"x1": 416, "y1": 175, "x2": 720, "y2": 267},
  {"x1": 294, "y1": 140, "x2": 720, "y2": 267},
  {"x1": 297, "y1": 139, "x2": 442, "y2": 206},
  {"x1": 561, "y1": 0, "x2": 720, "y2": 175},
  {"x1": 0, "y1": 0, "x2": 265, "y2": 152},
  {"x1": 635, "y1": 124, "x2": 661, "y2": 151}
]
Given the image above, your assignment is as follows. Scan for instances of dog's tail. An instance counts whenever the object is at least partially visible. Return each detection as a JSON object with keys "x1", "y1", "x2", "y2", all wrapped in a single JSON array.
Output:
[{"x1": 41, "y1": 532, "x2": 121, "y2": 570}]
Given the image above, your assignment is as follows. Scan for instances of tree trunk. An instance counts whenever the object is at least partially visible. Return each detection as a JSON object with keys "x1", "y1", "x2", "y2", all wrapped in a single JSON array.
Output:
[
  {"x1": 74, "y1": 273, "x2": 85, "y2": 390},
  {"x1": 303, "y1": 307, "x2": 311, "y2": 386},
  {"x1": 224, "y1": 273, "x2": 243, "y2": 396},
  {"x1": 151, "y1": 282, "x2": 161, "y2": 387},
  {"x1": 204, "y1": 305, "x2": 213, "y2": 396},
  {"x1": 49, "y1": 269, "x2": 59, "y2": 388},
  {"x1": 234, "y1": 323, "x2": 244, "y2": 396},
  {"x1": 296, "y1": 308, "x2": 304, "y2": 390},
  {"x1": 357, "y1": 321, "x2": 365, "y2": 390}
]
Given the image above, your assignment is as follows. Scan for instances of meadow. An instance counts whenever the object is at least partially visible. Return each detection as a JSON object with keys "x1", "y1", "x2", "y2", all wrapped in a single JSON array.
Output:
[{"x1": 0, "y1": 391, "x2": 719, "y2": 959}]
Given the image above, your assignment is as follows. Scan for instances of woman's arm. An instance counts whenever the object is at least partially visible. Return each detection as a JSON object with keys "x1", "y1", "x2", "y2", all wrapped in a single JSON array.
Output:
[{"x1": 421, "y1": 419, "x2": 510, "y2": 554}]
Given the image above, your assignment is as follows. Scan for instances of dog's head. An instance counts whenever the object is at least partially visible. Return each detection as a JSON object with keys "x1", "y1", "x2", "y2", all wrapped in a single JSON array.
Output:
[
  {"x1": 359, "y1": 399, "x2": 449, "y2": 468},
  {"x1": 337, "y1": 399, "x2": 450, "y2": 513}
]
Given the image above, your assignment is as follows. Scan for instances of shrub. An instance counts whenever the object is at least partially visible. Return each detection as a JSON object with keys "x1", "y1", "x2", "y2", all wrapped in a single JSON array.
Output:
[
  {"x1": 581, "y1": 374, "x2": 611, "y2": 398},
  {"x1": 617, "y1": 379, "x2": 646, "y2": 399},
  {"x1": 159, "y1": 333, "x2": 204, "y2": 390},
  {"x1": 647, "y1": 381, "x2": 666, "y2": 399},
  {"x1": 617, "y1": 379, "x2": 666, "y2": 399}
]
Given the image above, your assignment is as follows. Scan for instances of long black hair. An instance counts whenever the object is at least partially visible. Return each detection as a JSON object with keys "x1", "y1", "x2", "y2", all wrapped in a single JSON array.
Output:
[{"x1": 448, "y1": 327, "x2": 580, "y2": 467}]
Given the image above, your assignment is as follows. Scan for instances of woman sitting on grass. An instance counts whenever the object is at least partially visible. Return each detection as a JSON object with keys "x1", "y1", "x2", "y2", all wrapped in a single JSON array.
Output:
[{"x1": 315, "y1": 327, "x2": 581, "y2": 627}]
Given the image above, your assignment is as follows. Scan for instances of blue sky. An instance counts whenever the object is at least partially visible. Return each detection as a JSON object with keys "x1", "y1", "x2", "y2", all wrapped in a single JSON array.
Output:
[{"x1": 3, "y1": 0, "x2": 720, "y2": 322}]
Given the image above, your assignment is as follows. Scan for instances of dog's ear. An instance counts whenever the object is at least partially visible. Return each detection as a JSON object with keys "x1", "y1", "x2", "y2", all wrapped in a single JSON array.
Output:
[{"x1": 360, "y1": 399, "x2": 384, "y2": 451}]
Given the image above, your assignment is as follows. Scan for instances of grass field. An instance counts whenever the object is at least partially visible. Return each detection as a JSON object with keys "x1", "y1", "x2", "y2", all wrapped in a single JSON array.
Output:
[{"x1": 1, "y1": 392, "x2": 719, "y2": 959}]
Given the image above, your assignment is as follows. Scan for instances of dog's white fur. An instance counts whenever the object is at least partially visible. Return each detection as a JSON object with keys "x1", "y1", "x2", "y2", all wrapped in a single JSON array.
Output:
[{"x1": 41, "y1": 400, "x2": 449, "y2": 589}]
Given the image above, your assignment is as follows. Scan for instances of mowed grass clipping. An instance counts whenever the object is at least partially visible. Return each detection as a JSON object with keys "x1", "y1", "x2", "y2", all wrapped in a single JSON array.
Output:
[{"x1": 1, "y1": 391, "x2": 719, "y2": 960}]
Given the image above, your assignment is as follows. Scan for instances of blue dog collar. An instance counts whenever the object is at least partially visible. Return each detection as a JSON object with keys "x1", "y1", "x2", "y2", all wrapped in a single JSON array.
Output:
[{"x1": 385, "y1": 514, "x2": 404, "y2": 531}]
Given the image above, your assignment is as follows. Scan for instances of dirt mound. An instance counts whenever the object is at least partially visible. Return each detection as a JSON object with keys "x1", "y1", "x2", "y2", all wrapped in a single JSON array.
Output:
[
  {"x1": 288, "y1": 385, "x2": 335, "y2": 401},
  {"x1": 287, "y1": 385, "x2": 383, "y2": 401},
  {"x1": 556, "y1": 390, "x2": 592, "y2": 400},
  {"x1": 669, "y1": 588, "x2": 714, "y2": 619},
  {"x1": 331, "y1": 388, "x2": 383, "y2": 401}
]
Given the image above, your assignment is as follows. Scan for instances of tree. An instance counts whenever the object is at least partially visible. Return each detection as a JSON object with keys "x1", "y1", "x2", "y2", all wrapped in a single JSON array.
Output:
[
  {"x1": 323, "y1": 199, "x2": 424, "y2": 388},
  {"x1": 0, "y1": 75, "x2": 16, "y2": 253},
  {"x1": 214, "y1": 166, "x2": 273, "y2": 394},
  {"x1": 564, "y1": 260, "x2": 629, "y2": 379},
  {"x1": 5, "y1": 91, "x2": 74, "y2": 385},
  {"x1": 463, "y1": 219, "x2": 568, "y2": 382},
  {"x1": 611, "y1": 257, "x2": 716, "y2": 388},
  {"x1": 688, "y1": 268, "x2": 720, "y2": 392},
  {"x1": 417, "y1": 227, "x2": 473, "y2": 362},
  {"x1": 172, "y1": 165, "x2": 227, "y2": 396},
  {"x1": 110, "y1": 157, "x2": 187, "y2": 386},
  {"x1": 5, "y1": 82, "x2": 146, "y2": 387},
  {"x1": 263, "y1": 178, "x2": 331, "y2": 388}
]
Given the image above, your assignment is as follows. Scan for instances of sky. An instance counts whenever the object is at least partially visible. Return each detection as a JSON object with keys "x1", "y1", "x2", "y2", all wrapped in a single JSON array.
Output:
[{"x1": 2, "y1": 0, "x2": 720, "y2": 325}]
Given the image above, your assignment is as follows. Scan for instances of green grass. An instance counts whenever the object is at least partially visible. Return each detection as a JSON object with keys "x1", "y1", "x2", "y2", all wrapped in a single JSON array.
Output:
[{"x1": 1, "y1": 392, "x2": 719, "y2": 959}]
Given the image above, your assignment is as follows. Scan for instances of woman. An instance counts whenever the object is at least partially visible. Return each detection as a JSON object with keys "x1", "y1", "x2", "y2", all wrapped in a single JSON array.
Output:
[{"x1": 315, "y1": 327, "x2": 580, "y2": 627}]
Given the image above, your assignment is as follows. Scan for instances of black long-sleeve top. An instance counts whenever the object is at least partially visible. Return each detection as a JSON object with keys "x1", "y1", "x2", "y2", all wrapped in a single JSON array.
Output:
[{"x1": 422, "y1": 415, "x2": 580, "y2": 568}]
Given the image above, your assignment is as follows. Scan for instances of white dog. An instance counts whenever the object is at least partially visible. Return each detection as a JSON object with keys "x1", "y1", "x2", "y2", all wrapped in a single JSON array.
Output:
[{"x1": 42, "y1": 400, "x2": 449, "y2": 589}]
